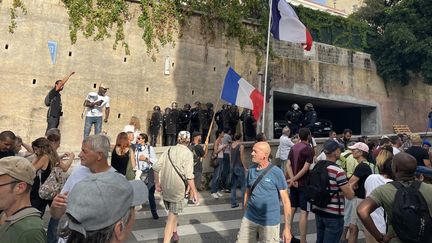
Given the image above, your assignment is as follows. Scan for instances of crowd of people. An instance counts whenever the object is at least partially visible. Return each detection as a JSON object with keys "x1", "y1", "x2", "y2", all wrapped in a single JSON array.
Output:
[{"x1": 0, "y1": 74, "x2": 431, "y2": 243}]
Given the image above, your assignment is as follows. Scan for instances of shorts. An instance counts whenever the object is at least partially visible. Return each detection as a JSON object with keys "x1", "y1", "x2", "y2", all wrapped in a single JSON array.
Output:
[
  {"x1": 163, "y1": 199, "x2": 185, "y2": 215},
  {"x1": 350, "y1": 197, "x2": 365, "y2": 230},
  {"x1": 289, "y1": 187, "x2": 311, "y2": 212},
  {"x1": 343, "y1": 198, "x2": 353, "y2": 227},
  {"x1": 236, "y1": 217, "x2": 280, "y2": 243}
]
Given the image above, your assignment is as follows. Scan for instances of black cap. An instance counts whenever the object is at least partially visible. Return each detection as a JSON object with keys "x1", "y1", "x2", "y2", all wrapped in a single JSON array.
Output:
[
  {"x1": 192, "y1": 131, "x2": 202, "y2": 138},
  {"x1": 323, "y1": 139, "x2": 343, "y2": 154}
]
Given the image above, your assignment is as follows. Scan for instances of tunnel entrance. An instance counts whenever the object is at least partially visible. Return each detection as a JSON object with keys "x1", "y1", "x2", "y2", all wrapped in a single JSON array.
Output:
[{"x1": 272, "y1": 91, "x2": 378, "y2": 138}]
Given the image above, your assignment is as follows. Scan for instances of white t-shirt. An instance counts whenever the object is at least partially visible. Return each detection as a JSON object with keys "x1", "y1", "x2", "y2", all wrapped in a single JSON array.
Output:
[
  {"x1": 61, "y1": 164, "x2": 115, "y2": 193},
  {"x1": 85, "y1": 94, "x2": 110, "y2": 117},
  {"x1": 364, "y1": 174, "x2": 393, "y2": 233},
  {"x1": 136, "y1": 144, "x2": 157, "y2": 171}
]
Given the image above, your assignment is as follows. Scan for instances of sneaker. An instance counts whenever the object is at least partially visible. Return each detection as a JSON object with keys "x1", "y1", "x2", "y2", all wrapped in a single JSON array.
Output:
[
  {"x1": 211, "y1": 193, "x2": 219, "y2": 199},
  {"x1": 223, "y1": 188, "x2": 231, "y2": 193},
  {"x1": 231, "y1": 203, "x2": 239, "y2": 208},
  {"x1": 187, "y1": 199, "x2": 196, "y2": 206},
  {"x1": 172, "y1": 231, "x2": 179, "y2": 242},
  {"x1": 216, "y1": 191, "x2": 224, "y2": 197}
]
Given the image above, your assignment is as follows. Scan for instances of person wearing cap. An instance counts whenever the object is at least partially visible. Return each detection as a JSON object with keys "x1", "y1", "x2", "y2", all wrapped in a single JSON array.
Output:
[
  {"x1": 406, "y1": 134, "x2": 431, "y2": 168},
  {"x1": 82, "y1": 83, "x2": 110, "y2": 138},
  {"x1": 347, "y1": 142, "x2": 374, "y2": 243},
  {"x1": 312, "y1": 140, "x2": 354, "y2": 243},
  {"x1": 0, "y1": 130, "x2": 16, "y2": 159},
  {"x1": 0, "y1": 156, "x2": 46, "y2": 242},
  {"x1": 44, "y1": 71, "x2": 75, "y2": 131},
  {"x1": 60, "y1": 172, "x2": 146, "y2": 243},
  {"x1": 153, "y1": 131, "x2": 199, "y2": 243}
]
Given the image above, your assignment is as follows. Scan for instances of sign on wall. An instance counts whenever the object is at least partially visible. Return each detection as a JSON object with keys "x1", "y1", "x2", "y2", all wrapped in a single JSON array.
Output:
[{"x1": 48, "y1": 41, "x2": 58, "y2": 64}]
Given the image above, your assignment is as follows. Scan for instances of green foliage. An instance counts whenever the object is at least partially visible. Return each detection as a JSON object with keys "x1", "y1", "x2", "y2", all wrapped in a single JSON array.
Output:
[
  {"x1": 353, "y1": 0, "x2": 432, "y2": 85},
  {"x1": 8, "y1": 0, "x2": 27, "y2": 33},
  {"x1": 295, "y1": 5, "x2": 372, "y2": 51},
  {"x1": 6, "y1": 0, "x2": 374, "y2": 64}
]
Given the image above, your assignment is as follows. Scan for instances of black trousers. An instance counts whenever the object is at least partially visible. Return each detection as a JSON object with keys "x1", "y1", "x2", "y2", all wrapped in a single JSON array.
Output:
[{"x1": 46, "y1": 116, "x2": 59, "y2": 131}]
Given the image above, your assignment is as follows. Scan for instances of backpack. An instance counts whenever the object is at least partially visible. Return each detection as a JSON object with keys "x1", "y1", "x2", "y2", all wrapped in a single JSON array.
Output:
[
  {"x1": 306, "y1": 160, "x2": 339, "y2": 210},
  {"x1": 390, "y1": 180, "x2": 432, "y2": 243}
]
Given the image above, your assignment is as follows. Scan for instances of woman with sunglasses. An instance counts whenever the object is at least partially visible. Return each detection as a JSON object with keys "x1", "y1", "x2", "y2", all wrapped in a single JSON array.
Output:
[{"x1": 136, "y1": 133, "x2": 159, "y2": 219}]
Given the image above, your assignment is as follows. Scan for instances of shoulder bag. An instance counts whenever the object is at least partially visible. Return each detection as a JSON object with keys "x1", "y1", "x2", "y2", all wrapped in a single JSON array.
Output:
[
  {"x1": 167, "y1": 148, "x2": 188, "y2": 188},
  {"x1": 39, "y1": 166, "x2": 68, "y2": 200},
  {"x1": 250, "y1": 164, "x2": 274, "y2": 194}
]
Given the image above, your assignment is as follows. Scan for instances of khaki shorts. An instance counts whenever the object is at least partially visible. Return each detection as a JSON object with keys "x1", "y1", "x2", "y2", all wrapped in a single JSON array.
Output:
[
  {"x1": 350, "y1": 197, "x2": 365, "y2": 230},
  {"x1": 236, "y1": 217, "x2": 280, "y2": 243},
  {"x1": 163, "y1": 199, "x2": 185, "y2": 215}
]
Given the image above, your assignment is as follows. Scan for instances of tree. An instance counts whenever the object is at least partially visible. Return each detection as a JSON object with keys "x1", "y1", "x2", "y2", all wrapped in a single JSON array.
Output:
[{"x1": 353, "y1": 0, "x2": 432, "y2": 85}]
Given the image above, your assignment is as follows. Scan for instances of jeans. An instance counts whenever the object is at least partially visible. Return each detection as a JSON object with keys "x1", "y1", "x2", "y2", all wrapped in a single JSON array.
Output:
[
  {"x1": 316, "y1": 215, "x2": 344, "y2": 243},
  {"x1": 230, "y1": 168, "x2": 245, "y2": 206},
  {"x1": 84, "y1": 116, "x2": 102, "y2": 138},
  {"x1": 220, "y1": 153, "x2": 231, "y2": 189},
  {"x1": 211, "y1": 158, "x2": 224, "y2": 193},
  {"x1": 47, "y1": 217, "x2": 59, "y2": 243}
]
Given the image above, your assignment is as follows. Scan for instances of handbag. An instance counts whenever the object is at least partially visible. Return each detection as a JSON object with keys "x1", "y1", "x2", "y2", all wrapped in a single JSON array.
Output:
[
  {"x1": 38, "y1": 166, "x2": 68, "y2": 200},
  {"x1": 210, "y1": 154, "x2": 219, "y2": 168}
]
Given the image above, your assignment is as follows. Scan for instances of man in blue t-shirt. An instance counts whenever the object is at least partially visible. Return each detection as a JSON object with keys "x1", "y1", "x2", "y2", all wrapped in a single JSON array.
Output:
[{"x1": 237, "y1": 142, "x2": 292, "y2": 243}]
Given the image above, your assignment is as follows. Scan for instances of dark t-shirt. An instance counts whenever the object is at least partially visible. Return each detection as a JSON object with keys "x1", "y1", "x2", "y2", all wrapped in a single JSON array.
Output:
[
  {"x1": 191, "y1": 143, "x2": 205, "y2": 172},
  {"x1": 406, "y1": 146, "x2": 429, "y2": 167},
  {"x1": 45, "y1": 88, "x2": 62, "y2": 118},
  {"x1": 288, "y1": 142, "x2": 314, "y2": 186},
  {"x1": 353, "y1": 162, "x2": 372, "y2": 199}
]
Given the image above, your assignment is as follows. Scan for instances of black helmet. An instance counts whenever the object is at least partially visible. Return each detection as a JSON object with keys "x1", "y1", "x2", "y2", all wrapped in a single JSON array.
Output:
[
  {"x1": 305, "y1": 103, "x2": 313, "y2": 111},
  {"x1": 153, "y1": 105, "x2": 161, "y2": 111},
  {"x1": 184, "y1": 103, "x2": 191, "y2": 110}
]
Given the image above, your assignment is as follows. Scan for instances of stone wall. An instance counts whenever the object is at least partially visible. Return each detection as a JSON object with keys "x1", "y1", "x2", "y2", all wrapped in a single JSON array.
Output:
[{"x1": 1, "y1": 0, "x2": 431, "y2": 152}]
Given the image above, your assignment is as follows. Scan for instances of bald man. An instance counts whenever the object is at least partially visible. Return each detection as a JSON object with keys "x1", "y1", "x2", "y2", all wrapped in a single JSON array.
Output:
[
  {"x1": 237, "y1": 142, "x2": 292, "y2": 243},
  {"x1": 357, "y1": 153, "x2": 432, "y2": 243}
]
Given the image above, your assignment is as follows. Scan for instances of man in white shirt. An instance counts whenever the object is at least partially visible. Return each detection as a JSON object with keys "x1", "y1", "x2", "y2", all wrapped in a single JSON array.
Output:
[
  {"x1": 83, "y1": 84, "x2": 110, "y2": 138},
  {"x1": 275, "y1": 127, "x2": 294, "y2": 172}
]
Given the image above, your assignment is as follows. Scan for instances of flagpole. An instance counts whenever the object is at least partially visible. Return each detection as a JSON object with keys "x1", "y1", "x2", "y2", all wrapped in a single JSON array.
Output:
[{"x1": 261, "y1": 0, "x2": 273, "y2": 133}]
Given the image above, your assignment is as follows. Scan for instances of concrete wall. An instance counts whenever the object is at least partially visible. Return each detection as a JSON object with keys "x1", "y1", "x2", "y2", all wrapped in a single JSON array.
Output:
[{"x1": 1, "y1": 0, "x2": 431, "y2": 152}]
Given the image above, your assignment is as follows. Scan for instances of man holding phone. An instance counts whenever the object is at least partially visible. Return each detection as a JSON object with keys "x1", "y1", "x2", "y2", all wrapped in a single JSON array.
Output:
[{"x1": 83, "y1": 83, "x2": 110, "y2": 138}]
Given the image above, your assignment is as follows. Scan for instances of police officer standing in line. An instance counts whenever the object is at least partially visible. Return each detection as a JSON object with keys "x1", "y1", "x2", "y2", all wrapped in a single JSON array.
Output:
[
  {"x1": 150, "y1": 106, "x2": 163, "y2": 147},
  {"x1": 201, "y1": 103, "x2": 213, "y2": 143},
  {"x1": 285, "y1": 103, "x2": 304, "y2": 136},
  {"x1": 303, "y1": 103, "x2": 317, "y2": 129},
  {"x1": 190, "y1": 101, "x2": 201, "y2": 134},
  {"x1": 178, "y1": 104, "x2": 191, "y2": 132},
  {"x1": 228, "y1": 105, "x2": 240, "y2": 135}
]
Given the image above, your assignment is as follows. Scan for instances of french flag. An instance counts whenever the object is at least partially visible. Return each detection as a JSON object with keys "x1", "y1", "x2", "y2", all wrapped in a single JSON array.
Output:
[
  {"x1": 221, "y1": 67, "x2": 264, "y2": 120},
  {"x1": 271, "y1": 0, "x2": 313, "y2": 51}
]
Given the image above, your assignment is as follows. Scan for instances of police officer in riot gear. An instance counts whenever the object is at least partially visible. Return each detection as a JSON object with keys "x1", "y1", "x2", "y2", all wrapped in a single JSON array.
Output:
[
  {"x1": 303, "y1": 103, "x2": 317, "y2": 129},
  {"x1": 150, "y1": 105, "x2": 162, "y2": 146},
  {"x1": 284, "y1": 103, "x2": 303, "y2": 135}
]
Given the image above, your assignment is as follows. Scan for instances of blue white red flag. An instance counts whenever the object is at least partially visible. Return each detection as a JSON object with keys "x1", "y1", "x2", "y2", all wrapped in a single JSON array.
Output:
[
  {"x1": 221, "y1": 67, "x2": 264, "y2": 120},
  {"x1": 271, "y1": 0, "x2": 313, "y2": 51}
]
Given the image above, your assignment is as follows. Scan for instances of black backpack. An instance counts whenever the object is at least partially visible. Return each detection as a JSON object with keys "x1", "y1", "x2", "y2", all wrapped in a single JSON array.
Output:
[
  {"x1": 306, "y1": 160, "x2": 339, "y2": 210},
  {"x1": 390, "y1": 180, "x2": 432, "y2": 243}
]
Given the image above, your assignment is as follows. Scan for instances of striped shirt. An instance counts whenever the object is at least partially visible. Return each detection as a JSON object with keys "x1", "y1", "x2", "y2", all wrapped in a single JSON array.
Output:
[{"x1": 313, "y1": 164, "x2": 348, "y2": 217}]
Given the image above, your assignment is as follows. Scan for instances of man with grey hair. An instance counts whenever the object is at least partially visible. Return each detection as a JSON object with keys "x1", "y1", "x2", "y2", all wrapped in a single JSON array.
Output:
[
  {"x1": 275, "y1": 127, "x2": 294, "y2": 172},
  {"x1": 50, "y1": 134, "x2": 116, "y2": 220},
  {"x1": 60, "y1": 172, "x2": 146, "y2": 243},
  {"x1": 153, "y1": 131, "x2": 199, "y2": 243}
]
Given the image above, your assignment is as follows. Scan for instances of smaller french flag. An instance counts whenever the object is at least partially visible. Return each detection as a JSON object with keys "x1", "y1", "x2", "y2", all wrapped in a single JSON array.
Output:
[{"x1": 221, "y1": 67, "x2": 264, "y2": 120}]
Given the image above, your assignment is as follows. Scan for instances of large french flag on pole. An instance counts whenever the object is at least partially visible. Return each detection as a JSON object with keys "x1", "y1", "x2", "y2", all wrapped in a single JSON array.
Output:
[
  {"x1": 221, "y1": 67, "x2": 264, "y2": 120},
  {"x1": 271, "y1": 0, "x2": 313, "y2": 51}
]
